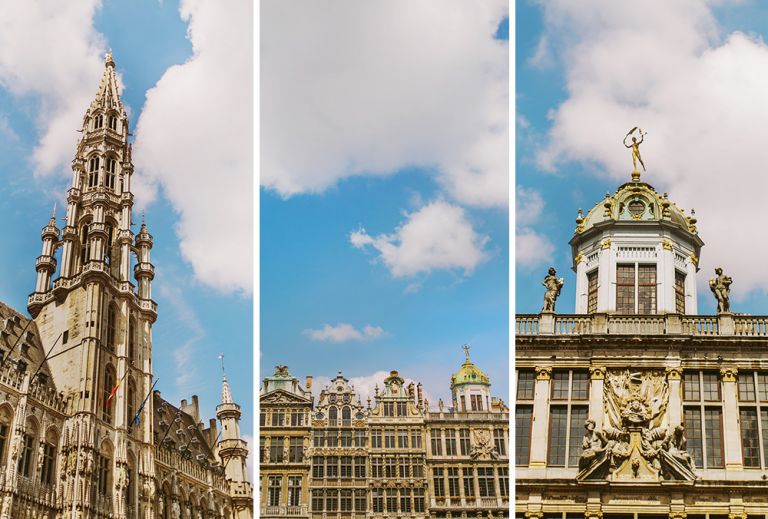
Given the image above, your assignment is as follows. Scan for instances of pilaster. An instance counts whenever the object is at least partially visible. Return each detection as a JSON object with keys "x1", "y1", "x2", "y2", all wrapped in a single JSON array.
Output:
[
  {"x1": 588, "y1": 366, "x2": 606, "y2": 428},
  {"x1": 529, "y1": 367, "x2": 551, "y2": 467},
  {"x1": 666, "y1": 366, "x2": 683, "y2": 428},
  {"x1": 720, "y1": 367, "x2": 742, "y2": 470}
]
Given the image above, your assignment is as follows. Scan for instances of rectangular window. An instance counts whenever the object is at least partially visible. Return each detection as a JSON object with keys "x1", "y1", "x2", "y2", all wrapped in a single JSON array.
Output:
[
  {"x1": 675, "y1": 271, "x2": 686, "y2": 313},
  {"x1": 372, "y1": 489, "x2": 384, "y2": 513},
  {"x1": 411, "y1": 430, "x2": 422, "y2": 448},
  {"x1": 459, "y1": 428, "x2": 471, "y2": 456},
  {"x1": 313, "y1": 430, "x2": 325, "y2": 448},
  {"x1": 287, "y1": 476, "x2": 302, "y2": 507},
  {"x1": 354, "y1": 429, "x2": 366, "y2": 447},
  {"x1": 340, "y1": 456, "x2": 352, "y2": 478},
  {"x1": 572, "y1": 371, "x2": 589, "y2": 400},
  {"x1": 684, "y1": 407, "x2": 703, "y2": 468},
  {"x1": 740, "y1": 408, "x2": 760, "y2": 468},
  {"x1": 759, "y1": 373, "x2": 768, "y2": 401},
  {"x1": 326, "y1": 429, "x2": 338, "y2": 448},
  {"x1": 354, "y1": 490, "x2": 366, "y2": 512},
  {"x1": 311, "y1": 490, "x2": 324, "y2": 512},
  {"x1": 762, "y1": 410, "x2": 768, "y2": 469},
  {"x1": 340, "y1": 490, "x2": 352, "y2": 512},
  {"x1": 431, "y1": 431, "x2": 443, "y2": 456},
  {"x1": 704, "y1": 407, "x2": 724, "y2": 468},
  {"x1": 445, "y1": 429, "x2": 457, "y2": 455},
  {"x1": 340, "y1": 430, "x2": 352, "y2": 447},
  {"x1": 432, "y1": 467, "x2": 445, "y2": 497},
  {"x1": 569, "y1": 407, "x2": 588, "y2": 467},
  {"x1": 400, "y1": 489, "x2": 412, "y2": 512},
  {"x1": 371, "y1": 457, "x2": 383, "y2": 478},
  {"x1": 471, "y1": 394, "x2": 483, "y2": 411},
  {"x1": 326, "y1": 456, "x2": 338, "y2": 478},
  {"x1": 637, "y1": 264, "x2": 657, "y2": 314},
  {"x1": 413, "y1": 488, "x2": 425, "y2": 513},
  {"x1": 516, "y1": 370, "x2": 535, "y2": 400},
  {"x1": 384, "y1": 429, "x2": 395, "y2": 449},
  {"x1": 477, "y1": 467, "x2": 495, "y2": 497},
  {"x1": 463, "y1": 467, "x2": 474, "y2": 497},
  {"x1": 516, "y1": 406, "x2": 532, "y2": 465},
  {"x1": 616, "y1": 264, "x2": 636, "y2": 313},
  {"x1": 326, "y1": 489, "x2": 338, "y2": 512},
  {"x1": 399, "y1": 457, "x2": 409, "y2": 478},
  {"x1": 498, "y1": 467, "x2": 509, "y2": 497},
  {"x1": 259, "y1": 412, "x2": 265, "y2": 427},
  {"x1": 447, "y1": 467, "x2": 460, "y2": 497},
  {"x1": 270, "y1": 437, "x2": 284, "y2": 463},
  {"x1": 739, "y1": 372, "x2": 756, "y2": 401},
  {"x1": 703, "y1": 372, "x2": 721, "y2": 401},
  {"x1": 271, "y1": 411, "x2": 284, "y2": 427},
  {"x1": 291, "y1": 410, "x2": 304, "y2": 427},
  {"x1": 289, "y1": 437, "x2": 303, "y2": 463},
  {"x1": 587, "y1": 268, "x2": 599, "y2": 313},
  {"x1": 268, "y1": 475, "x2": 282, "y2": 507},
  {"x1": 397, "y1": 401, "x2": 408, "y2": 416},
  {"x1": 312, "y1": 456, "x2": 324, "y2": 478},
  {"x1": 683, "y1": 372, "x2": 700, "y2": 401},
  {"x1": 354, "y1": 456, "x2": 366, "y2": 478},
  {"x1": 384, "y1": 457, "x2": 396, "y2": 478},
  {"x1": 39, "y1": 443, "x2": 54, "y2": 484},
  {"x1": 398, "y1": 429, "x2": 409, "y2": 448},
  {"x1": 551, "y1": 371, "x2": 569, "y2": 400},
  {"x1": 0, "y1": 424, "x2": 8, "y2": 466},
  {"x1": 494, "y1": 428, "x2": 506, "y2": 456},
  {"x1": 548, "y1": 406, "x2": 568, "y2": 466},
  {"x1": 371, "y1": 429, "x2": 382, "y2": 448},
  {"x1": 385, "y1": 489, "x2": 397, "y2": 513},
  {"x1": 384, "y1": 402, "x2": 394, "y2": 416},
  {"x1": 412, "y1": 458, "x2": 424, "y2": 478},
  {"x1": 97, "y1": 454, "x2": 109, "y2": 495}
]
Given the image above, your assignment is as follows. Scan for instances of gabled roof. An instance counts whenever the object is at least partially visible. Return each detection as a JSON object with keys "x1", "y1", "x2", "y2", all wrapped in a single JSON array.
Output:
[
  {"x1": 0, "y1": 301, "x2": 55, "y2": 389},
  {"x1": 153, "y1": 392, "x2": 217, "y2": 465}
]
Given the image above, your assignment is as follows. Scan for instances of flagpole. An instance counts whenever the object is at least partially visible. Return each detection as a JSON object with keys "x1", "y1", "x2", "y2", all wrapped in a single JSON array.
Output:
[
  {"x1": 29, "y1": 332, "x2": 63, "y2": 383},
  {"x1": 0, "y1": 316, "x2": 35, "y2": 370},
  {"x1": 131, "y1": 377, "x2": 159, "y2": 427}
]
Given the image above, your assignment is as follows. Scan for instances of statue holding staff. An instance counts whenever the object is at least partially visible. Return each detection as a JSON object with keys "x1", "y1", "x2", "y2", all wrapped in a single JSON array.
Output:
[{"x1": 624, "y1": 127, "x2": 647, "y2": 172}]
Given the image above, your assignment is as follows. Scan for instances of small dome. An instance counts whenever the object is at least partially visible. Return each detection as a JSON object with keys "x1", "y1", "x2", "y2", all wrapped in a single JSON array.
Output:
[
  {"x1": 574, "y1": 176, "x2": 696, "y2": 236},
  {"x1": 451, "y1": 357, "x2": 490, "y2": 388}
]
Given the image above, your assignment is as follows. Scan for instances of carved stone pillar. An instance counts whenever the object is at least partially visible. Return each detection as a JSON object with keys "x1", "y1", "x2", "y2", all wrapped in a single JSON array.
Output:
[
  {"x1": 588, "y1": 367, "x2": 606, "y2": 428},
  {"x1": 528, "y1": 367, "x2": 552, "y2": 467},
  {"x1": 666, "y1": 367, "x2": 683, "y2": 428},
  {"x1": 720, "y1": 367, "x2": 742, "y2": 470}
]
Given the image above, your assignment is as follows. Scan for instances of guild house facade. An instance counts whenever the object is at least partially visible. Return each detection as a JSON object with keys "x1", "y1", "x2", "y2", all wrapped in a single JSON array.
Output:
[
  {"x1": 0, "y1": 53, "x2": 252, "y2": 518},
  {"x1": 516, "y1": 137, "x2": 768, "y2": 519},
  {"x1": 259, "y1": 349, "x2": 509, "y2": 518}
]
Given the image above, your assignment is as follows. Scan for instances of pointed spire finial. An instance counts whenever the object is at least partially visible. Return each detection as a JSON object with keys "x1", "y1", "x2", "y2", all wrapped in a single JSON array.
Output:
[
  {"x1": 105, "y1": 49, "x2": 114, "y2": 67},
  {"x1": 219, "y1": 353, "x2": 226, "y2": 377},
  {"x1": 219, "y1": 353, "x2": 233, "y2": 404}
]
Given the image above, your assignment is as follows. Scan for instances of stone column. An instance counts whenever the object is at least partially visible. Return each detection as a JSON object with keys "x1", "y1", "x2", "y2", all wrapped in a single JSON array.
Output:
[
  {"x1": 588, "y1": 367, "x2": 606, "y2": 428},
  {"x1": 720, "y1": 367, "x2": 743, "y2": 471},
  {"x1": 528, "y1": 367, "x2": 551, "y2": 467},
  {"x1": 666, "y1": 367, "x2": 683, "y2": 428},
  {"x1": 574, "y1": 254, "x2": 587, "y2": 313}
]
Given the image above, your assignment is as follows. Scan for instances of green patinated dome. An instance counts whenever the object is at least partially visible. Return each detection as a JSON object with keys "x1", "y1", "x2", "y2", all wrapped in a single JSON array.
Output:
[{"x1": 450, "y1": 356, "x2": 490, "y2": 388}]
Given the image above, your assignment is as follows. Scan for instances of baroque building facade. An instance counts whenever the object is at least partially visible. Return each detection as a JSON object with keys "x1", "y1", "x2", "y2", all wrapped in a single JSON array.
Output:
[
  {"x1": 259, "y1": 350, "x2": 509, "y2": 518},
  {"x1": 0, "y1": 53, "x2": 252, "y2": 519},
  {"x1": 516, "y1": 161, "x2": 768, "y2": 519}
]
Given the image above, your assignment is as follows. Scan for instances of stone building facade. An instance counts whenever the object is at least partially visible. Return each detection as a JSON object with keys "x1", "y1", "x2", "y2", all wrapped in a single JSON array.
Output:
[
  {"x1": 0, "y1": 52, "x2": 252, "y2": 519},
  {"x1": 516, "y1": 166, "x2": 768, "y2": 519},
  {"x1": 259, "y1": 351, "x2": 509, "y2": 518}
]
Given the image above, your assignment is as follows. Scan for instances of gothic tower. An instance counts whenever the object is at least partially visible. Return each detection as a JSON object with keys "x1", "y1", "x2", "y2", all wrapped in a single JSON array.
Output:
[
  {"x1": 27, "y1": 51, "x2": 156, "y2": 518},
  {"x1": 216, "y1": 372, "x2": 253, "y2": 518}
]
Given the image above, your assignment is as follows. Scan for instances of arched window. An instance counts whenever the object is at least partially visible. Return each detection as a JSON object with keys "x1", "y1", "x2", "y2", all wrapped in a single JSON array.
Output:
[
  {"x1": 342, "y1": 406, "x2": 351, "y2": 426},
  {"x1": 40, "y1": 428, "x2": 58, "y2": 486},
  {"x1": 103, "y1": 366, "x2": 116, "y2": 423},
  {"x1": 0, "y1": 406, "x2": 12, "y2": 466},
  {"x1": 94, "y1": 114, "x2": 104, "y2": 129},
  {"x1": 106, "y1": 304, "x2": 116, "y2": 351},
  {"x1": 88, "y1": 156, "x2": 100, "y2": 188},
  {"x1": 80, "y1": 225, "x2": 91, "y2": 265},
  {"x1": 105, "y1": 158, "x2": 117, "y2": 190},
  {"x1": 108, "y1": 115, "x2": 117, "y2": 131},
  {"x1": 128, "y1": 316, "x2": 137, "y2": 363},
  {"x1": 329, "y1": 406, "x2": 337, "y2": 425},
  {"x1": 127, "y1": 379, "x2": 136, "y2": 430}
]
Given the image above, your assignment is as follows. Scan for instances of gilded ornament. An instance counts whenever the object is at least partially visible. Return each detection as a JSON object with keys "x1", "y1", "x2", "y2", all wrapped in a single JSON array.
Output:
[
  {"x1": 661, "y1": 240, "x2": 673, "y2": 251},
  {"x1": 601, "y1": 238, "x2": 612, "y2": 250},
  {"x1": 589, "y1": 366, "x2": 606, "y2": 380},
  {"x1": 535, "y1": 366, "x2": 552, "y2": 380},
  {"x1": 720, "y1": 367, "x2": 738, "y2": 382},
  {"x1": 623, "y1": 126, "x2": 647, "y2": 177}
]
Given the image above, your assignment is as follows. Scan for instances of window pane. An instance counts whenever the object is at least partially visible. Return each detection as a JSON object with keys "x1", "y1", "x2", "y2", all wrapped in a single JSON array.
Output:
[
  {"x1": 516, "y1": 370, "x2": 535, "y2": 400},
  {"x1": 703, "y1": 372, "x2": 720, "y2": 401},
  {"x1": 569, "y1": 407, "x2": 588, "y2": 467},
  {"x1": 551, "y1": 372, "x2": 569, "y2": 400},
  {"x1": 704, "y1": 407, "x2": 724, "y2": 468},
  {"x1": 740, "y1": 408, "x2": 760, "y2": 468},
  {"x1": 683, "y1": 372, "x2": 700, "y2": 401},
  {"x1": 548, "y1": 406, "x2": 568, "y2": 466},
  {"x1": 515, "y1": 406, "x2": 532, "y2": 466},
  {"x1": 762, "y1": 409, "x2": 768, "y2": 468},
  {"x1": 759, "y1": 373, "x2": 768, "y2": 401},
  {"x1": 675, "y1": 271, "x2": 686, "y2": 314},
  {"x1": 616, "y1": 265, "x2": 635, "y2": 313},
  {"x1": 587, "y1": 269, "x2": 599, "y2": 313},
  {"x1": 684, "y1": 407, "x2": 703, "y2": 469},
  {"x1": 637, "y1": 265, "x2": 657, "y2": 314},
  {"x1": 571, "y1": 371, "x2": 589, "y2": 400},
  {"x1": 739, "y1": 372, "x2": 756, "y2": 402}
]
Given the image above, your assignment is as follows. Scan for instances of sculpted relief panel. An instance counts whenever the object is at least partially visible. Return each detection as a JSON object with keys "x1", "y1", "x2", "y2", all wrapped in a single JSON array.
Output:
[{"x1": 578, "y1": 369, "x2": 696, "y2": 483}]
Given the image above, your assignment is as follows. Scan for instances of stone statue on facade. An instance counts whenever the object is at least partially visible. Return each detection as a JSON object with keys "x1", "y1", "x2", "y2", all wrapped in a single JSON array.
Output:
[
  {"x1": 709, "y1": 267, "x2": 732, "y2": 313},
  {"x1": 542, "y1": 267, "x2": 564, "y2": 312},
  {"x1": 623, "y1": 127, "x2": 646, "y2": 172}
]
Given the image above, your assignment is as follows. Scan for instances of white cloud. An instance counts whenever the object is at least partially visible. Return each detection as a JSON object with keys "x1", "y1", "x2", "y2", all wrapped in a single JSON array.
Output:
[
  {"x1": 516, "y1": 227, "x2": 555, "y2": 269},
  {"x1": 261, "y1": 0, "x2": 508, "y2": 208},
  {"x1": 303, "y1": 323, "x2": 385, "y2": 343},
  {"x1": 351, "y1": 201, "x2": 489, "y2": 278},
  {"x1": 516, "y1": 186, "x2": 545, "y2": 227},
  {"x1": 533, "y1": 0, "x2": 768, "y2": 299},
  {"x1": 0, "y1": 1, "x2": 105, "y2": 178},
  {"x1": 133, "y1": 0, "x2": 253, "y2": 294}
]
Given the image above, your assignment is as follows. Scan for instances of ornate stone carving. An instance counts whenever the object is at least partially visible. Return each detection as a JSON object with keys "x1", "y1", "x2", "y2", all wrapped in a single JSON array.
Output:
[
  {"x1": 535, "y1": 366, "x2": 552, "y2": 381},
  {"x1": 665, "y1": 367, "x2": 683, "y2": 381},
  {"x1": 469, "y1": 428, "x2": 498, "y2": 460},
  {"x1": 601, "y1": 238, "x2": 611, "y2": 250},
  {"x1": 709, "y1": 267, "x2": 733, "y2": 313},
  {"x1": 590, "y1": 366, "x2": 606, "y2": 380},
  {"x1": 720, "y1": 367, "x2": 738, "y2": 382},
  {"x1": 577, "y1": 369, "x2": 695, "y2": 482},
  {"x1": 542, "y1": 267, "x2": 564, "y2": 313}
]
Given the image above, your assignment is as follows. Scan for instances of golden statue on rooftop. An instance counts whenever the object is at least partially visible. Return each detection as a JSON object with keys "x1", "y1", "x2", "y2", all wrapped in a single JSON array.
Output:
[{"x1": 623, "y1": 127, "x2": 646, "y2": 178}]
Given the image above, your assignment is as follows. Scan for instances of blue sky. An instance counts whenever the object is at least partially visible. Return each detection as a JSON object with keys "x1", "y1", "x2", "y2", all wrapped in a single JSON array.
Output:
[
  {"x1": 516, "y1": 0, "x2": 768, "y2": 316},
  {"x1": 261, "y1": 2, "x2": 509, "y2": 405},
  {"x1": 0, "y1": 0, "x2": 251, "y2": 441}
]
